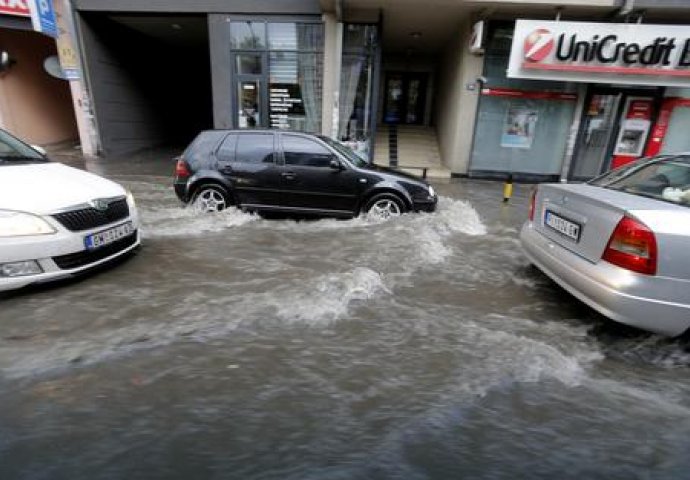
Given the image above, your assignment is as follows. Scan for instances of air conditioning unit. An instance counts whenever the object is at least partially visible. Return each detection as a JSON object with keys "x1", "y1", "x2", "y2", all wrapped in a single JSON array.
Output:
[{"x1": 469, "y1": 20, "x2": 485, "y2": 55}]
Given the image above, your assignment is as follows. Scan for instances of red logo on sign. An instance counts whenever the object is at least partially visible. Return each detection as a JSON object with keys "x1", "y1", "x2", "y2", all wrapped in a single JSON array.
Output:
[
  {"x1": 0, "y1": 0, "x2": 30, "y2": 17},
  {"x1": 524, "y1": 29, "x2": 554, "y2": 62}
]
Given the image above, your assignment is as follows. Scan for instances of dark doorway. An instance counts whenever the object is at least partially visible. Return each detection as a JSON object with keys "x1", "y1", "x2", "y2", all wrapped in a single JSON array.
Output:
[
  {"x1": 78, "y1": 13, "x2": 213, "y2": 156},
  {"x1": 383, "y1": 73, "x2": 427, "y2": 125}
]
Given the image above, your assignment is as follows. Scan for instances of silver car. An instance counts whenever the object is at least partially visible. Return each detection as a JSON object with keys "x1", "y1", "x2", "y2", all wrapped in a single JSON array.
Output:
[{"x1": 520, "y1": 154, "x2": 690, "y2": 337}]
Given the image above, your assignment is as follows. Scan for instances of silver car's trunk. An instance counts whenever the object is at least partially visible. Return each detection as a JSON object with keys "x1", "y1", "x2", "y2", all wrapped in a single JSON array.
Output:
[
  {"x1": 535, "y1": 183, "x2": 690, "y2": 280},
  {"x1": 534, "y1": 184, "x2": 626, "y2": 263}
]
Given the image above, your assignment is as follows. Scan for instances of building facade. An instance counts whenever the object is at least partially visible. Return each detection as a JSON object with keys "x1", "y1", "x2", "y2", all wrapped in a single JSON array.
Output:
[
  {"x1": 0, "y1": 0, "x2": 80, "y2": 147},
  {"x1": 66, "y1": 0, "x2": 690, "y2": 180}
]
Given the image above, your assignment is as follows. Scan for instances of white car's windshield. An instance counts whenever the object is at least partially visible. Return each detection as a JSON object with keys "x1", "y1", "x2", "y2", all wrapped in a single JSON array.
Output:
[
  {"x1": 591, "y1": 155, "x2": 690, "y2": 207},
  {"x1": 0, "y1": 129, "x2": 46, "y2": 164}
]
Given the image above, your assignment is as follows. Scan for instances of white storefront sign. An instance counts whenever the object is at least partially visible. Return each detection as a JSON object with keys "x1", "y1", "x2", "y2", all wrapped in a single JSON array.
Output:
[{"x1": 508, "y1": 20, "x2": 690, "y2": 88}]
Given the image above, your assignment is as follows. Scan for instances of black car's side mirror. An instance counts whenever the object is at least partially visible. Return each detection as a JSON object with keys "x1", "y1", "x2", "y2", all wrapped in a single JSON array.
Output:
[{"x1": 330, "y1": 158, "x2": 344, "y2": 171}]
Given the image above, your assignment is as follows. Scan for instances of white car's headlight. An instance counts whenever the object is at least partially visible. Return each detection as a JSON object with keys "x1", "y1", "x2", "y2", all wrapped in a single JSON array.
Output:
[
  {"x1": 0, "y1": 210, "x2": 56, "y2": 237},
  {"x1": 126, "y1": 190, "x2": 136, "y2": 209},
  {"x1": 428, "y1": 185, "x2": 436, "y2": 197}
]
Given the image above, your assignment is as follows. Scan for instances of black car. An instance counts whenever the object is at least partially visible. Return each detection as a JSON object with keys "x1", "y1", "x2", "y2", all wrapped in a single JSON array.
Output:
[{"x1": 173, "y1": 130, "x2": 437, "y2": 219}]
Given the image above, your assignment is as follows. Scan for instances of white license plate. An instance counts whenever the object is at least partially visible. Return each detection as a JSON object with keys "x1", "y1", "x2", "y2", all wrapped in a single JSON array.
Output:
[
  {"x1": 84, "y1": 222, "x2": 134, "y2": 250},
  {"x1": 544, "y1": 210, "x2": 581, "y2": 242}
]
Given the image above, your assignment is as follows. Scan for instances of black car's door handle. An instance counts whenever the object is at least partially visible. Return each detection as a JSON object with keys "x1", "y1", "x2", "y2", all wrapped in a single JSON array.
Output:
[{"x1": 281, "y1": 172, "x2": 296, "y2": 180}]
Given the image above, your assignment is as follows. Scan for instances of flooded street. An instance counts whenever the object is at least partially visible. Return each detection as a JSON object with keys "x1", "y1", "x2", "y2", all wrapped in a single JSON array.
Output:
[{"x1": 2, "y1": 155, "x2": 690, "y2": 479}]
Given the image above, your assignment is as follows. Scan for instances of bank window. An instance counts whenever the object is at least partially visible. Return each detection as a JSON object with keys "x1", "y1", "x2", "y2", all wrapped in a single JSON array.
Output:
[
  {"x1": 469, "y1": 21, "x2": 576, "y2": 177},
  {"x1": 236, "y1": 134, "x2": 274, "y2": 164},
  {"x1": 216, "y1": 134, "x2": 238, "y2": 162},
  {"x1": 282, "y1": 135, "x2": 333, "y2": 167},
  {"x1": 230, "y1": 21, "x2": 266, "y2": 49}
]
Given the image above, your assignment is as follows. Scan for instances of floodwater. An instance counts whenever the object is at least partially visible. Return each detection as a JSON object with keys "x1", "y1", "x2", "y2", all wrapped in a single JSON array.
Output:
[{"x1": 1, "y1": 154, "x2": 690, "y2": 479}]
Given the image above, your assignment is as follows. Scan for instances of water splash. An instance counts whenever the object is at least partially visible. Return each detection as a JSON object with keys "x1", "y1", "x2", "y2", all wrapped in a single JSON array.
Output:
[
  {"x1": 272, "y1": 267, "x2": 390, "y2": 324},
  {"x1": 141, "y1": 206, "x2": 258, "y2": 238}
]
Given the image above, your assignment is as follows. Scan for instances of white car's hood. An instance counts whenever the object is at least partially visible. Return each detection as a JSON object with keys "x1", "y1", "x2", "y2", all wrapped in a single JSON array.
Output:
[{"x1": 0, "y1": 163, "x2": 126, "y2": 214}]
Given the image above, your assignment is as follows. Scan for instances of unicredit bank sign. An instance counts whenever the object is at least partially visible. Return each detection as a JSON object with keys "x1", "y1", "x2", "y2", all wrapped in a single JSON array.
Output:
[{"x1": 508, "y1": 20, "x2": 690, "y2": 87}]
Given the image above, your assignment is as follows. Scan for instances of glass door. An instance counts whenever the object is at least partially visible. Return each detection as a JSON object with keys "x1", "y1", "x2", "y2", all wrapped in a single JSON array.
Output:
[
  {"x1": 570, "y1": 93, "x2": 622, "y2": 180},
  {"x1": 234, "y1": 53, "x2": 268, "y2": 128},
  {"x1": 383, "y1": 73, "x2": 427, "y2": 125}
]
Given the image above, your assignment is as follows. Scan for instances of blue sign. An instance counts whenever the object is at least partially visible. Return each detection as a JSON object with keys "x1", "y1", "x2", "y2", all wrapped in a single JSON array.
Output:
[{"x1": 29, "y1": 0, "x2": 58, "y2": 38}]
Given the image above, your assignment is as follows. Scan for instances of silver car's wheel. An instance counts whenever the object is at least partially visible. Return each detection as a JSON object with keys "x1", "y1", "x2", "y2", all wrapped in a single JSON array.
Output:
[
  {"x1": 192, "y1": 185, "x2": 229, "y2": 213},
  {"x1": 364, "y1": 194, "x2": 405, "y2": 221}
]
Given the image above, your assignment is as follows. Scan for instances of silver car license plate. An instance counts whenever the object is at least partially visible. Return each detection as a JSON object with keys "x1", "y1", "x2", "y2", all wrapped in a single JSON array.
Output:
[
  {"x1": 544, "y1": 210, "x2": 581, "y2": 242},
  {"x1": 84, "y1": 221, "x2": 134, "y2": 250}
]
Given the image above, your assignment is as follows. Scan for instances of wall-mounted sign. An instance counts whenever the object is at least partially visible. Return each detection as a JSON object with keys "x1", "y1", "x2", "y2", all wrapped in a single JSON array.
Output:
[
  {"x1": 28, "y1": 0, "x2": 57, "y2": 38},
  {"x1": 269, "y1": 83, "x2": 304, "y2": 129},
  {"x1": 469, "y1": 20, "x2": 485, "y2": 55},
  {"x1": 0, "y1": 0, "x2": 30, "y2": 17},
  {"x1": 508, "y1": 20, "x2": 690, "y2": 88}
]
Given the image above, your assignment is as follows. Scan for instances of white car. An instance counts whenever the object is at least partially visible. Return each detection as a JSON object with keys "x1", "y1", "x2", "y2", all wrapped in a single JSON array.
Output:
[{"x1": 0, "y1": 129, "x2": 140, "y2": 292}]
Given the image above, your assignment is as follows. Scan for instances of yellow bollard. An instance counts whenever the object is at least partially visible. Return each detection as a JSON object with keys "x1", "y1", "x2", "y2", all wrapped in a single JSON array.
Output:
[{"x1": 503, "y1": 174, "x2": 513, "y2": 203}]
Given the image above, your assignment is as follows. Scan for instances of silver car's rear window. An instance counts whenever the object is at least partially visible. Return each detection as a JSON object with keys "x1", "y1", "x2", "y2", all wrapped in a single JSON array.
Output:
[{"x1": 590, "y1": 155, "x2": 690, "y2": 208}]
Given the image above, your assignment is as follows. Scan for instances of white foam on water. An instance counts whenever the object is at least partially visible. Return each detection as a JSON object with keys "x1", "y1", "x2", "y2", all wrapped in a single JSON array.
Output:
[
  {"x1": 442, "y1": 314, "x2": 604, "y2": 399},
  {"x1": 0, "y1": 291, "x2": 252, "y2": 379},
  {"x1": 270, "y1": 267, "x2": 390, "y2": 325},
  {"x1": 140, "y1": 206, "x2": 258, "y2": 238},
  {"x1": 602, "y1": 335, "x2": 690, "y2": 369},
  {"x1": 0, "y1": 268, "x2": 390, "y2": 378},
  {"x1": 427, "y1": 196, "x2": 488, "y2": 236}
]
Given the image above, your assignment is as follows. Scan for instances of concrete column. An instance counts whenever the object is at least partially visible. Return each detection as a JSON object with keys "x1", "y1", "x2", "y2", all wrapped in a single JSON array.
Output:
[
  {"x1": 434, "y1": 19, "x2": 485, "y2": 175},
  {"x1": 321, "y1": 13, "x2": 342, "y2": 138},
  {"x1": 59, "y1": 0, "x2": 98, "y2": 156}
]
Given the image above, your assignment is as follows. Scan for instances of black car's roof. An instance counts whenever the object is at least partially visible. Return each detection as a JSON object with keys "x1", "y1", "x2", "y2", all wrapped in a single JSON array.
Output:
[{"x1": 198, "y1": 129, "x2": 317, "y2": 137}]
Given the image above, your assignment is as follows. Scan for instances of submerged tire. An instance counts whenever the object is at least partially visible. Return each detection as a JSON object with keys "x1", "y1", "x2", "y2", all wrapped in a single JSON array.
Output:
[
  {"x1": 363, "y1": 193, "x2": 406, "y2": 221},
  {"x1": 191, "y1": 185, "x2": 230, "y2": 213}
]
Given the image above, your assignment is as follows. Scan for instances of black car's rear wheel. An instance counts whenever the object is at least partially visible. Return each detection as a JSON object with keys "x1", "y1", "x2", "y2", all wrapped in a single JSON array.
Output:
[
  {"x1": 363, "y1": 193, "x2": 405, "y2": 220},
  {"x1": 191, "y1": 185, "x2": 230, "y2": 213}
]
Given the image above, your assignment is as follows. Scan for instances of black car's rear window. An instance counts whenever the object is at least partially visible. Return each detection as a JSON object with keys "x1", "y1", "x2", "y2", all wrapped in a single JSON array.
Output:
[
  {"x1": 184, "y1": 131, "x2": 226, "y2": 165},
  {"x1": 590, "y1": 155, "x2": 690, "y2": 207}
]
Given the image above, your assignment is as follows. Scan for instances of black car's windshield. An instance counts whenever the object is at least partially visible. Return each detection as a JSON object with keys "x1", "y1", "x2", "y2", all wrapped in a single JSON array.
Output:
[
  {"x1": 590, "y1": 155, "x2": 690, "y2": 208},
  {"x1": 0, "y1": 129, "x2": 46, "y2": 164},
  {"x1": 318, "y1": 136, "x2": 368, "y2": 168}
]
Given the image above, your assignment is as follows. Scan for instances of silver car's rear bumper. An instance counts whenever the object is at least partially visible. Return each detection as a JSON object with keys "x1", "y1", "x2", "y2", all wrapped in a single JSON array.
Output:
[{"x1": 520, "y1": 222, "x2": 690, "y2": 337}]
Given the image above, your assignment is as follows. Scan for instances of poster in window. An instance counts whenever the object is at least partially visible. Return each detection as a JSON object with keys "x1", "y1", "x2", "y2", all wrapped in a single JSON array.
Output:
[{"x1": 500, "y1": 104, "x2": 539, "y2": 149}]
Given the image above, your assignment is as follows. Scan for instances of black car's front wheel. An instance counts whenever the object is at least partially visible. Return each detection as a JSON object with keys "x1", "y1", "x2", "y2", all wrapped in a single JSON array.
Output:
[
  {"x1": 191, "y1": 185, "x2": 230, "y2": 213},
  {"x1": 363, "y1": 193, "x2": 406, "y2": 221}
]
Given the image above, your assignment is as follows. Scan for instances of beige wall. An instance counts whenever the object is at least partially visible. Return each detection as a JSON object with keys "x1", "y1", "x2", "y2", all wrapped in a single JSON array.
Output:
[
  {"x1": 433, "y1": 19, "x2": 484, "y2": 175},
  {"x1": 0, "y1": 29, "x2": 77, "y2": 145}
]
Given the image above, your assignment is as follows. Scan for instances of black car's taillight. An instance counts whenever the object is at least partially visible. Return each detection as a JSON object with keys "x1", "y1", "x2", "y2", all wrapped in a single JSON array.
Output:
[{"x1": 175, "y1": 158, "x2": 191, "y2": 179}]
